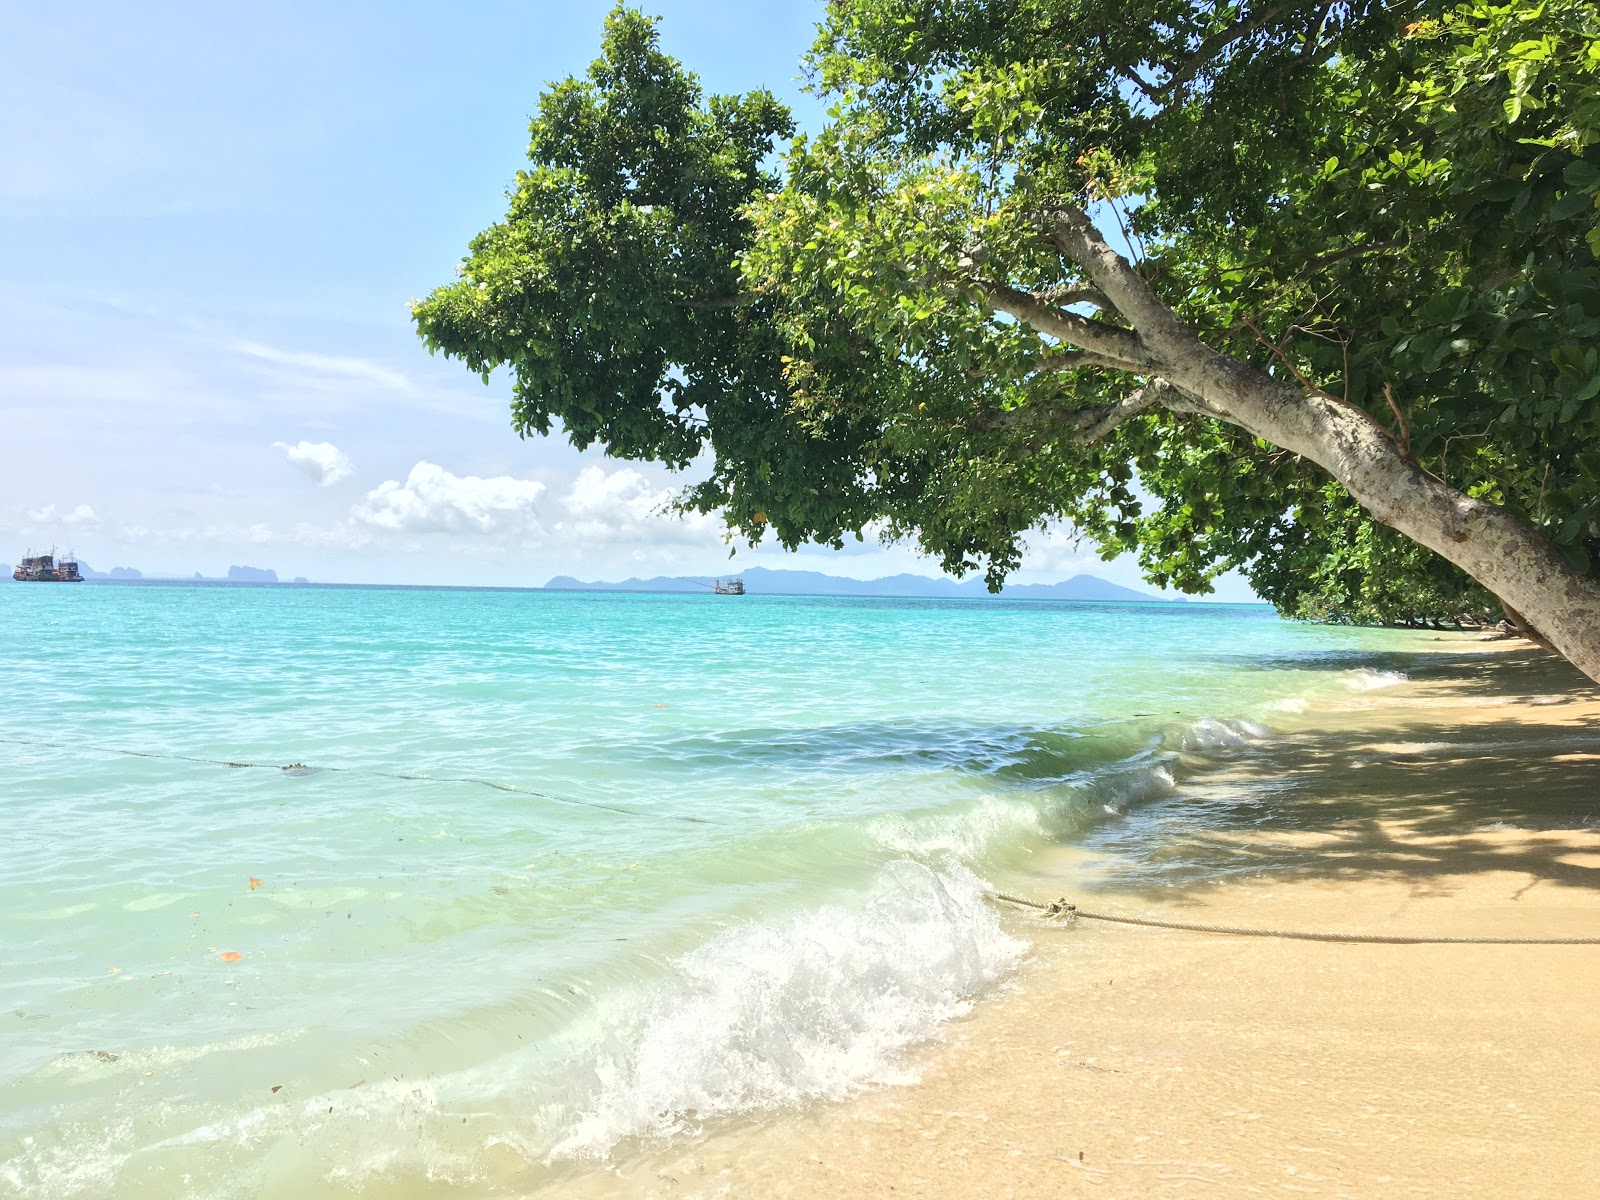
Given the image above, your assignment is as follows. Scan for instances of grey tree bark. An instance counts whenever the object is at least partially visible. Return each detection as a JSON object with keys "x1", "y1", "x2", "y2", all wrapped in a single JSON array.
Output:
[{"x1": 983, "y1": 205, "x2": 1600, "y2": 683}]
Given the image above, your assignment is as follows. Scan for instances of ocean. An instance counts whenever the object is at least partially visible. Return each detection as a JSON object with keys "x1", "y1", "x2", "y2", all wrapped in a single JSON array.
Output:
[{"x1": 0, "y1": 582, "x2": 1431, "y2": 1197}]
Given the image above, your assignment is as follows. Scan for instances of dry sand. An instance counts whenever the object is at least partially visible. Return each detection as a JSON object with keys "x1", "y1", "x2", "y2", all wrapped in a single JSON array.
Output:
[{"x1": 550, "y1": 644, "x2": 1600, "y2": 1199}]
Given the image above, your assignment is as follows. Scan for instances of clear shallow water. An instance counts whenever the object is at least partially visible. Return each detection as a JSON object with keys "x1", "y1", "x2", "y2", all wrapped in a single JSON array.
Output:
[{"x1": 0, "y1": 582, "x2": 1430, "y2": 1197}]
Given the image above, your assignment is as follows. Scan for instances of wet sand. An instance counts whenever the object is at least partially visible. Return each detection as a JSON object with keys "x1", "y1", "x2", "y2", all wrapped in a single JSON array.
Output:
[{"x1": 554, "y1": 645, "x2": 1600, "y2": 1199}]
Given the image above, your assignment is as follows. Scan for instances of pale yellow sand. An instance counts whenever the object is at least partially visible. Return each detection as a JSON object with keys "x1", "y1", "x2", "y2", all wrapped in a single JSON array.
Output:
[{"x1": 548, "y1": 645, "x2": 1600, "y2": 1199}]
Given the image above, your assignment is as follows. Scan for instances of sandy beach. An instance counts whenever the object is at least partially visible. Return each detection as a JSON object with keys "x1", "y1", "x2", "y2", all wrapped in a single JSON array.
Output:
[{"x1": 550, "y1": 643, "x2": 1600, "y2": 1199}]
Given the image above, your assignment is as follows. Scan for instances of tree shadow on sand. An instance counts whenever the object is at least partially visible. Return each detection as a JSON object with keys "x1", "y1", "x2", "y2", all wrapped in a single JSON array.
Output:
[{"x1": 1071, "y1": 647, "x2": 1600, "y2": 905}]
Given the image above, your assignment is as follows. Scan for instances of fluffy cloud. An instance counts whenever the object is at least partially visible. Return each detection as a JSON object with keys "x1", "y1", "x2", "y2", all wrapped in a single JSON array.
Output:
[
  {"x1": 1017, "y1": 524, "x2": 1097, "y2": 575},
  {"x1": 273, "y1": 440, "x2": 354, "y2": 487},
  {"x1": 557, "y1": 465, "x2": 718, "y2": 546},
  {"x1": 25, "y1": 503, "x2": 100, "y2": 526},
  {"x1": 353, "y1": 462, "x2": 545, "y2": 535}
]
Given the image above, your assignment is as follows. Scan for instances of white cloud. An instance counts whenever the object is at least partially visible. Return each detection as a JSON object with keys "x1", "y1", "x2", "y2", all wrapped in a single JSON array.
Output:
[
  {"x1": 353, "y1": 461, "x2": 545, "y2": 535},
  {"x1": 1017, "y1": 524, "x2": 1097, "y2": 576},
  {"x1": 557, "y1": 465, "x2": 719, "y2": 546},
  {"x1": 25, "y1": 503, "x2": 100, "y2": 527},
  {"x1": 273, "y1": 439, "x2": 353, "y2": 486},
  {"x1": 236, "y1": 340, "x2": 410, "y2": 392}
]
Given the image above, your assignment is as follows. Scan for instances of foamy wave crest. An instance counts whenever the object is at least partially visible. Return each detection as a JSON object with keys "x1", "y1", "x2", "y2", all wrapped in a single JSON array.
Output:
[
  {"x1": 4, "y1": 865, "x2": 1022, "y2": 1194},
  {"x1": 1078, "y1": 762, "x2": 1177, "y2": 817},
  {"x1": 547, "y1": 860, "x2": 1024, "y2": 1161},
  {"x1": 1165, "y1": 717, "x2": 1270, "y2": 752},
  {"x1": 1347, "y1": 668, "x2": 1408, "y2": 692},
  {"x1": 867, "y1": 793, "x2": 1047, "y2": 862}
]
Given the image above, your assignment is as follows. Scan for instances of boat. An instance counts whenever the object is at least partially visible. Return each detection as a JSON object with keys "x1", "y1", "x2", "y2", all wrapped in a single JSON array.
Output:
[
  {"x1": 12, "y1": 550, "x2": 84, "y2": 582},
  {"x1": 712, "y1": 577, "x2": 746, "y2": 595}
]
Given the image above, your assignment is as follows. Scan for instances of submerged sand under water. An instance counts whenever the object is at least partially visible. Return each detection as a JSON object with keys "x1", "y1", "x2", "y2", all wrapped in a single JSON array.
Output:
[{"x1": 548, "y1": 645, "x2": 1600, "y2": 1199}]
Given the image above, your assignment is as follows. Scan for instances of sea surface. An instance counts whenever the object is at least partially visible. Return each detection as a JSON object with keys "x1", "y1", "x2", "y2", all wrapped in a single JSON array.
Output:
[{"x1": 0, "y1": 582, "x2": 1430, "y2": 1197}]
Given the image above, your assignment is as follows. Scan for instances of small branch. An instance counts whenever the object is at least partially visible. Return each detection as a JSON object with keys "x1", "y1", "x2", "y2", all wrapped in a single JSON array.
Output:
[
  {"x1": 977, "y1": 381, "x2": 1174, "y2": 442},
  {"x1": 1439, "y1": 430, "x2": 1488, "y2": 492},
  {"x1": 1382, "y1": 383, "x2": 1413, "y2": 462},
  {"x1": 963, "y1": 345, "x2": 1146, "y2": 380},
  {"x1": 1044, "y1": 285, "x2": 1117, "y2": 313},
  {"x1": 1301, "y1": 1, "x2": 1333, "y2": 58},
  {"x1": 1153, "y1": 4, "x2": 1285, "y2": 100},
  {"x1": 1239, "y1": 315, "x2": 1344, "y2": 406},
  {"x1": 1067, "y1": 384, "x2": 1168, "y2": 442},
  {"x1": 1034, "y1": 347, "x2": 1148, "y2": 374},
  {"x1": 973, "y1": 277, "x2": 1151, "y2": 366},
  {"x1": 1288, "y1": 241, "x2": 1400, "y2": 286},
  {"x1": 670, "y1": 294, "x2": 756, "y2": 310},
  {"x1": 1248, "y1": 241, "x2": 1402, "y2": 310}
]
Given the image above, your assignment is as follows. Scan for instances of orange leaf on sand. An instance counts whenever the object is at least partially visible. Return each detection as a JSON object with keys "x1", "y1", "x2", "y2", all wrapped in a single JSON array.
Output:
[
  {"x1": 219, "y1": 951, "x2": 243, "y2": 963},
  {"x1": 248, "y1": 877, "x2": 263, "y2": 891}
]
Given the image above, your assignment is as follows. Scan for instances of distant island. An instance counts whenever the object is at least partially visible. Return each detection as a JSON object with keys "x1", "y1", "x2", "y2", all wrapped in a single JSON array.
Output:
[
  {"x1": 544, "y1": 566, "x2": 1170, "y2": 603},
  {"x1": 225, "y1": 565, "x2": 277, "y2": 583},
  {"x1": 73, "y1": 561, "x2": 143, "y2": 580},
  {"x1": 16, "y1": 562, "x2": 290, "y2": 584}
]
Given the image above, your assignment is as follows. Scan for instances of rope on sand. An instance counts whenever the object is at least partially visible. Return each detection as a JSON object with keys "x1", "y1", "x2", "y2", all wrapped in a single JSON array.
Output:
[{"x1": 988, "y1": 891, "x2": 1600, "y2": 945}]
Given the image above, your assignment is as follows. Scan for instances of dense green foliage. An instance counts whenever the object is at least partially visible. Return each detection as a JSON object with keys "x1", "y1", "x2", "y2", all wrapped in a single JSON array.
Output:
[{"x1": 415, "y1": 2, "x2": 1600, "y2": 621}]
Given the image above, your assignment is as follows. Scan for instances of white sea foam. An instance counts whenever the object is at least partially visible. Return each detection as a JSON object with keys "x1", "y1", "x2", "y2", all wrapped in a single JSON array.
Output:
[
  {"x1": 1083, "y1": 762, "x2": 1178, "y2": 817},
  {"x1": 1347, "y1": 668, "x2": 1409, "y2": 692},
  {"x1": 1165, "y1": 717, "x2": 1270, "y2": 752},
  {"x1": 867, "y1": 793, "x2": 1047, "y2": 861},
  {"x1": 546, "y1": 859, "x2": 1024, "y2": 1161},
  {"x1": 6, "y1": 864, "x2": 1022, "y2": 1194},
  {"x1": 1270, "y1": 695, "x2": 1310, "y2": 713}
]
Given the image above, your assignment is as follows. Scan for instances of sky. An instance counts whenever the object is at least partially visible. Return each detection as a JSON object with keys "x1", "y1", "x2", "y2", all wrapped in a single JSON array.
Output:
[{"x1": 1, "y1": 1, "x2": 1256, "y2": 598}]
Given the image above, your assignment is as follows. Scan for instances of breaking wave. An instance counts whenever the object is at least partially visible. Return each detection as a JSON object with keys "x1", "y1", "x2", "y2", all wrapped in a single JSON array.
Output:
[{"x1": 1347, "y1": 668, "x2": 1409, "y2": 692}]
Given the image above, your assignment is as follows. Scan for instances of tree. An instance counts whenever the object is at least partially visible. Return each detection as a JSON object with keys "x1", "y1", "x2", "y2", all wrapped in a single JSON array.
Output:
[{"x1": 414, "y1": 2, "x2": 1600, "y2": 680}]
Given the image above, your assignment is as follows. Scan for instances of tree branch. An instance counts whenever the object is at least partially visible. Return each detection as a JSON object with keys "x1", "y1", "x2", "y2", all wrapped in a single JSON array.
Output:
[
  {"x1": 669, "y1": 294, "x2": 756, "y2": 310},
  {"x1": 1287, "y1": 241, "x2": 1400, "y2": 286},
  {"x1": 977, "y1": 379, "x2": 1185, "y2": 442},
  {"x1": 1300, "y1": 1, "x2": 1334, "y2": 58},
  {"x1": 1048, "y1": 207, "x2": 1196, "y2": 356},
  {"x1": 973, "y1": 276, "x2": 1152, "y2": 367},
  {"x1": 1045, "y1": 284, "x2": 1117, "y2": 313},
  {"x1": 1033, "y1": 347, "x2": 1148, "y2": 374},
  {"x1": 1153, "y1": 4, "x2": 1285, "y2": 100},
  {"x1": 1239, "y1": 315, "x2": 1351, "y2": 408}
]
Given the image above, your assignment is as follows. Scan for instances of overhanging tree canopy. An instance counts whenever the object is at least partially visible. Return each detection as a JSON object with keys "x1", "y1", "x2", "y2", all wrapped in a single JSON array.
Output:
[{"x1": 414, "y1": 1, "x2": 1600, "y2": 679}]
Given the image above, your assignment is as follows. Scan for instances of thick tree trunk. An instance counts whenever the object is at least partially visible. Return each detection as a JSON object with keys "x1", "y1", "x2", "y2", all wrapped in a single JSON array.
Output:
[
  {"x1": 1031, "y1": 205, "x2": 1600, "y2": 684},
  {"x1": 1164, "y1": 348, "x2": 1600, "y2": 681}
]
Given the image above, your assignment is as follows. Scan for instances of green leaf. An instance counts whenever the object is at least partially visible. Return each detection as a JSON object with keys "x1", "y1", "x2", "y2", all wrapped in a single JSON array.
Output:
[{"x1": 1551, "y1": 191, "x2": 1594, "y2": 220}]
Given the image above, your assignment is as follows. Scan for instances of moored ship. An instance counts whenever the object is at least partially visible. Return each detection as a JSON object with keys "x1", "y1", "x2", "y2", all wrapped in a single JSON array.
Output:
[{"x1": 13, "y1": 551, "x2": 84, "y2": 582}]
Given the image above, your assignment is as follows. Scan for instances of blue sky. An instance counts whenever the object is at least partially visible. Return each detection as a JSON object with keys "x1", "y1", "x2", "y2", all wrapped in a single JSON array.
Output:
[{"x1": 2, "y1": 1, "x2": 1255, "y2": 598}]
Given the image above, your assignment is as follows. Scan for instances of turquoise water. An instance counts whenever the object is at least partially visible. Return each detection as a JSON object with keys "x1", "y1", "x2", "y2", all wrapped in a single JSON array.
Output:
[{"x1": 0, "y1": 582, "x2": 1428, "y2": 1197}]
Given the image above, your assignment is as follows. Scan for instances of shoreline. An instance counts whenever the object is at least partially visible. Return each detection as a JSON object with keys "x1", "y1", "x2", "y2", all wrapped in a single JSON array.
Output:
[{"x1": 549, "y1": 643, "x2": 1600, "y2": 1198}]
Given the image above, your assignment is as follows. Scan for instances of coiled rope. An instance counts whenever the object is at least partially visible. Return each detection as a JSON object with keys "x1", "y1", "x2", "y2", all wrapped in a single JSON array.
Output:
[{"x1": 989, "y1": 891, "x2": 1600, "y2": 945}]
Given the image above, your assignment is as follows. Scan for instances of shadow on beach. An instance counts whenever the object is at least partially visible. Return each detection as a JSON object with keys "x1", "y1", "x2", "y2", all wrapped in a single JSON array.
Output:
[{"x1": 1071, "y1": 646, "x2": 1600, "y2": 903}]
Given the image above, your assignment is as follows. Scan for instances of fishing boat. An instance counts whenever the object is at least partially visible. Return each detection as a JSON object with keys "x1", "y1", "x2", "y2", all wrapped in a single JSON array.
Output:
[
  {"x1": 712, "y1": 578, "x2": 746, "y2": 595},
  {"x1": 13, "y1": 550, "x2": 84, "y2": 582}
]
